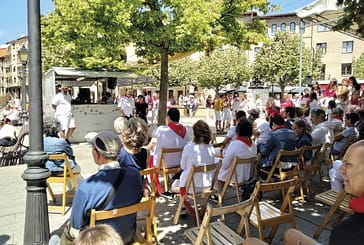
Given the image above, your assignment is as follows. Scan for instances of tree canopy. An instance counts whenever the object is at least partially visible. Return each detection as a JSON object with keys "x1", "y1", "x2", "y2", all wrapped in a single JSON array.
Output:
[
  {"x1": 253, "y1": 31, "x2": 322, "y2": 95},
  {"x1": 333, "y1": 0, "x2": 364, "y2": 38},
  {"x1": 353, "y1": 52, "x2": 364, "y2": 79}
]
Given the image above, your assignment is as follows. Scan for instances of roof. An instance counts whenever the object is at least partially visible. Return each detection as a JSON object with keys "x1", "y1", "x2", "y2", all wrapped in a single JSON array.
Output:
[
  {"x1": 0, "y1": 47, "x2": 7, "y2": 58},
  {"x1": 44, "y1": 67, "x2": 156, "y2": 87},
  {"x1": 296, "y1": 0, "x2": 363, "y2": 40}
]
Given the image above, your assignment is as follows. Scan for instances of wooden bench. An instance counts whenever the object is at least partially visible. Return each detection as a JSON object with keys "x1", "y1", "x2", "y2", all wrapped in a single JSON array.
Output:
[{"x1": 313, "y1": 189, "x2": 353, "y2": 238}]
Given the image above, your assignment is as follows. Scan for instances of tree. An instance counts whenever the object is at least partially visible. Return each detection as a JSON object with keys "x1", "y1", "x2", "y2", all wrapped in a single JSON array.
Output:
[
  {"x1": 353, "y1": 52, "x2": 364, "y2": 79},
  {"x1": 253, "y1": 31, "x2": 322, "y2": 99},
  {"x1": 333, "y1": 0, "x2": 364, "y2": 38},
  {"x1": 197, "y1": 48, "x2": 251, "y2": 94},
  {"x1": 127, "y1": 0, "x2": 271, "y2": 125},
  {"x1": 41, "y1": 0, "x2": 130, "y2": 71}
]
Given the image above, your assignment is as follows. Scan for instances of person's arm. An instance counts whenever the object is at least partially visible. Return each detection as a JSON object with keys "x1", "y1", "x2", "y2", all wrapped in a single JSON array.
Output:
[
  {"x1": 147, "y1": 137, "x2": 157, "y2": 152},
  {"x1": 180, "y1": 145, "x2": 189, "y2": 170},
  {"x1": 259, "y1": 133, "x2": 275, "y2": 156}
]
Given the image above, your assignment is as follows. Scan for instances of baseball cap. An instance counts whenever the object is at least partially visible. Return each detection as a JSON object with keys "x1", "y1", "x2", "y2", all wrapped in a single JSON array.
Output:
[{"x1": 91, "y1": 131, "x2": 122, "y2": 158}]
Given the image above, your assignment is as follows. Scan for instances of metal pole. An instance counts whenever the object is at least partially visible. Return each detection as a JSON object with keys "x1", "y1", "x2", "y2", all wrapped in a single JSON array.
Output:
[
  {"x1": 21, "y1": 63, "x2": 27, "y2": 122},
  {"x1": 298, "y1": 19, "x2": 303, "y2": 100},
  {"x1": 22, "y1": 0, "x2": 51, "y2": 244}
]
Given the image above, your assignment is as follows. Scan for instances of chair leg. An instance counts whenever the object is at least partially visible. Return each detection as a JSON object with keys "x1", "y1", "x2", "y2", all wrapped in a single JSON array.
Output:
[
  {"x1": 62, "y1": 179, "x2": 67, "y2": 215},
  {"x1": 47, "y1": 184, "x2": 56, "y2": 202},
  {"x1": 163, "y1": 170, "x2": 169, "y2": 192},
  {"x1": 173, "y1": 196, "x2": 185, "y2": 225}
]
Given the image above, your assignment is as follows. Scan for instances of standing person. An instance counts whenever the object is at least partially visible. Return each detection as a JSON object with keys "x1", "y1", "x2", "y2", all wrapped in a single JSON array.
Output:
[
  {"x1": 117, "y1": 90, "x2": 135, "y2": 119},
  {"x1": 60, "y1": 131, "x2": 143, "y2": 245},
  {"x1": 52, "y1": 84, "x2": 75, "y2": 141},
  {"x1": 205, "y1": 94, "x2": 214, "y2": 121},
  {"x1": 135, "y1": 95, "x2": 148, "y2": 123},
  {"x1": 222, "y1": 94, "x2": 232, "y2": 130},
  {"x1": 151, "y1": 93, "x2": 159, "y2": 124},
  {"x1": 214, "y1": 94, "x2": 224, "y2": 132},
  {"x1": 232, "y1": 92, "x2": 242, "y2": 126}
]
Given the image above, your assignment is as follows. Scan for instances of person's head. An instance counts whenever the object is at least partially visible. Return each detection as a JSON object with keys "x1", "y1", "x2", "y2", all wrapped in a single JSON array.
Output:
[
  {"x1": 114, "y1": 117, "x2": 129, "y2": 136},
  {"x1": 269, "y1": 115, "x2": 285, "y2": 129},
  {"x1": 345, "y1": 112, "x2": 359, "y2": 126},
  {"x1": 166, "y1": 108, "x2": 180, "y2": 123},
  {"x1": 192, "y1": 120, "x2": 211, "y2": 144},
  {"x1": 91, "y1": 131, "x2": 122, "y2": 164},
  {"x1": 309, "y1": 91, "x2": 317, "y2": 101},
  {"x1": 137, "y1": 94, "x2": 145, "y2": 102},
  {"x1": 339, "y1": 140, "x2": 364, "y2": 197},
  {"x1": 74, "y1": 224, "x2": 124, "y2": 245},
  {"x1": 248, "y1": 109, "x2": 260, "y2": 120},
  {"x1": 332, "y1": 108, "x2": 343, "y2": 119},
  {"x1": 236, "y1": 110, "x2": 247, "y2": 121},
  {"x1": 328, "y1": 100, "x2": 336, "y2": 110},
  {"x1": 349, "y1": 76, "x2": 360, "y2": 90},
  {"x1": 295, "y1": 107, "x2": 304, "y2": 118},
  {"x1": 236, "y1": 118, "x2": 253, "y2": 137},
  {"x1": 285, "y1": 107, "x2": 296, "y2": 119},
  {"x1": 310, "y1": 109, "x2": 326, "y2": 125},
  {"x1": 293, "y1": 120, "x2": 310, "y2": 138},
  {"x1": 312, "y1": 81, "x2": 320, "y2": 89},
  {"x1": 120, "y1": 117, "x2": 148, "y2": 151},
  {"x1": 328, "y1": 79, "x2": 337, "y2": 89},
  {"x1": 60, "y1": 84, "x2": 69, "y2": 93},
  {"x1": 43, "y1": 117, "x2": 61, "y2": 137}
]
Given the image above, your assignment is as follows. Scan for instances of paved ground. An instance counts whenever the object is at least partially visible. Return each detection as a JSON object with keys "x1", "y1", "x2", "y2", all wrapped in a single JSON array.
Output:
[{"x1": 0, "y1": 115, "x2": 335, "y2": 245}]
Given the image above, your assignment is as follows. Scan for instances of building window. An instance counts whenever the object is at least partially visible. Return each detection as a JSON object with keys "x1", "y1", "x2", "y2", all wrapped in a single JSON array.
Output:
[
  {"x1": 316, "y1": 43, "x2": 327, "y2": 55},
  {"x1": 317, "y1": 24, "x2": 330, "y2": 32},
  {"x1": 342, "y1": 41, "x2": 353, "y2": 53},
  {"x1": 319, "y1": 64, "x2": 326, "y2": 80},
  {"x1": 341, "y1": 63, "x2": 352, "y2": 75},
  {"x1": 281, "y1": 23, "x2": 286, "y2": 32},
  {"x1": 271, "y1": 24, "x2": 277, "y2": 35},
  {"x1": 300, "y1": 20, "x2": 305, "y2": 34},
  {"x1": 290, "y1": 22, "x2": 296, "y2": 33}
]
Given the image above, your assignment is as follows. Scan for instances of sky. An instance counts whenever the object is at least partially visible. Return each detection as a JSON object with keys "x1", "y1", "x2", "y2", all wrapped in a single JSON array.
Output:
[
  {"x1": 0, "y1": 0, "x2": 54, "y2": 45},
  {"x1": 0, "y1": 0, "x2": 317, "y2": 46}
]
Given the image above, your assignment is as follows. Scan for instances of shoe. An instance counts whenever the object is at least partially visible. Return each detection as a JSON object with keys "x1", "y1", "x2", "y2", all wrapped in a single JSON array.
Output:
[
  {"x1": 161, "y1": 191, "x2": 176, "y2": 200},
  {"x1": 209, "y1": 194, "x2": 219, "y2": 203}
]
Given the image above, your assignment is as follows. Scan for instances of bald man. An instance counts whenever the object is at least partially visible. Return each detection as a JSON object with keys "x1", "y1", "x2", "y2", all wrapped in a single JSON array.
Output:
[{"x1": 284, "y1": 140, "x2": 364, "y2": 245}]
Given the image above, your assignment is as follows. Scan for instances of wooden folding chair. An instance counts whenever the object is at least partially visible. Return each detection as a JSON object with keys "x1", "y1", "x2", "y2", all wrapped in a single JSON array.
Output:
[
  {"x1": 173, "y1": 163, "x2": 222, "y2": 226},
  {"x1": 300, "y1": 144, "x2": 323, "y2": 200},
  {"x1": 158, "y1": 148, "x2": 183, "y2": 192},
  {"x1": 47, "y1": 153, "x2": 79, "y2": 215},
  {"x1": 220, "y1": 156, "x2": 258, "y2": 203},
  {"x1": 139, "y1": 167, "x2": 158, "y2": 242},
  {"x1": 250, "y1": 177, "x2": 298, "y2": 243},
  {"x1": 0, "y1": 128, "x2": 28, "y2": 166},
  {"x1": 261, "y1": 148, "x2": 305, "y2": 202},
  {"x1": 90, "y1": 197, "x2": 156, "y2": 245},
  {"x1": 313, "y1": 189, "x2": 353, "y2": 239},
  {"x1": 185, "y1": 194, "x2": 257, "y2": 245}
]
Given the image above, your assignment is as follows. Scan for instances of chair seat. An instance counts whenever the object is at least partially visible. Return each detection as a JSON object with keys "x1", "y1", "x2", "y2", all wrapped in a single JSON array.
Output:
[
  {"x1": 250, "y1": 201, "x2": 286, "y2": 226},
  {"x1": 185, "y1": 220, "x2": 245, "y2": 245},
  {"x1": 315, "y1": 189, "x2": 352, "y2": 214}
]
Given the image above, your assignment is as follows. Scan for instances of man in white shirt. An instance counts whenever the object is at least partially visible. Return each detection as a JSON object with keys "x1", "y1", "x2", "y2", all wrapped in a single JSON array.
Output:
[
  {"x1": 117, "y1": 90, "x2": 135, "y2": 119},
  {"x1": 311, "y1": 109, "x2": 334, "y2": 146},
  {"x1": 52, "y1": 84, "x2": 75, "y2": 140}
]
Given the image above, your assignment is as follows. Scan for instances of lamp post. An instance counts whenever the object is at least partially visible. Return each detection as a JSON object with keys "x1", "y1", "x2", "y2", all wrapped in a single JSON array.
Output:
[
  {"x1": 22, "y1": 0, "x2": 51, "y2": 244},
  {"x1": 18, "y1": 45, "x2": 28, "y2": 123}
]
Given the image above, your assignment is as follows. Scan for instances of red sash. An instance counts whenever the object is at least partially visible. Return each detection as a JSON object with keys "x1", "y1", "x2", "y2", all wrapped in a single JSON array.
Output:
[
  {"x1": 349, "y1": 195, "x2": 364, "y2": 213},
  {"x1": 168, "y1": 122, "x2": 186, "y2": 139},
  {"x1": 236, "y1": 136, "x2": 253, "y2": 147}
]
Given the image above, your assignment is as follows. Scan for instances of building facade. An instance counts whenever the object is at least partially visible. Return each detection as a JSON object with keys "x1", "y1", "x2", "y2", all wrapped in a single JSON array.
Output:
[
  {"x1": 247, "y1": 13, "x2": 364, "y2": 83},
  {"x1": 0, "y1": 36, "x2": 28, "y2": 98}
]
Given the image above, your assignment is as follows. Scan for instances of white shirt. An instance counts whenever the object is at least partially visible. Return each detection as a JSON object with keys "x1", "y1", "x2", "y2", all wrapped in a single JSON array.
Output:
[
  {"x1": 52, "y1": 92, "x2": 72, "y2": 117},
  {"x1": 0, "y1": 124, "x2": 17, "y2": 139},
  {"x1": 231, "y1": 97, "x2": 241, "y2": 112},
  {"x1": 151, "y1": 125, "x2": 189, "y2": 168},
  {"x1": 312, "y1": 121, "x2": 334, "y2": 145},
  {"x1": 256, "y1": 121, "x2": 271, "y2": 144},
  {"x1": 117, "y1": 96, "x2": 135, "y2": 117},
  {"x1": 179, "y1": 143, "x2": 216, "y2": 192},
  {"x1": 218, "y1": 140, "x2": 257, "y2": 183}
]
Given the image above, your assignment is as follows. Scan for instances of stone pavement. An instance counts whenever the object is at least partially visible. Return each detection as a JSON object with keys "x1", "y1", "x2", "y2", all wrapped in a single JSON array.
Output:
[{"x1": 0, "y1": 115, "x2": 334, "y2": 245}]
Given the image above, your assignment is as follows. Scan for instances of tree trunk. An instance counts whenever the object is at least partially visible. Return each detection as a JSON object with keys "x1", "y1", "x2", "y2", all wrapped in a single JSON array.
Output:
[{"x1": 158, "y1": 45, "x2": 169, "y2": 126}]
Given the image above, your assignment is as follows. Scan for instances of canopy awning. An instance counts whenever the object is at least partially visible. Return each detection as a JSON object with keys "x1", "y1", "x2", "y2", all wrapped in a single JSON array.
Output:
[
  {"x1": 44, "y1": 67, "x2": 156, "y2": 87},
  {"x1": 296, "y1": 0, "x2": 362, "y2": 40}
]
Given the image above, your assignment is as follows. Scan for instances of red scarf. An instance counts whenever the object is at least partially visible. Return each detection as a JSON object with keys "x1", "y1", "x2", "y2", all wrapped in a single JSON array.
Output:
[
  {"x1": 168, "y1": 122, "x2": 186, "y2": 139},
  {"x1": 349, "y1": 195, "x2": 364, "y2": 213},
  {"x1": 236, "y1": 136, "x2": 253, "y2": 147},
  {"x1": 273, "y1": 125, "x2": 287, "y2": 131}
]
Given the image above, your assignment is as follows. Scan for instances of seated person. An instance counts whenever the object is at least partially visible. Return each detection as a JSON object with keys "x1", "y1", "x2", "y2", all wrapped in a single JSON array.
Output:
[
  {"x1": 311, "y1": 109, "x2": 334, "y2": 146},
  {"x1": 329, "y1": 160, "x2": 344, "y2": 192},
  {"x1": 43, "y1": 117, "x2": 79, "y2": 173},
  {"x1": 258, "y1": 115, "x2": 297, "y2": 179},
  {"x1": 60, "y1": 131, "x2": 143, "y2": 245},
  {"x1": 75, "y1": 224, "x2": 124, "y2": 245},
  {"x1": 332, "y1": 112, "x2": 359, "y2": 156},
  {"x1": 171, "y1": 120, "x2": 216, "y2": 215},
  {"x1": 293, "y1": 120, "x2": 313, "y2": 164},
  {"x1": 284, "y1": 140, "x2": 364, "y2": 245},
  {"x1": 218, "y1": 118, "x2": 257, "y2": 186},
  {"x1": 0, "y1": 118, "x2": 17, "y2": 146}
]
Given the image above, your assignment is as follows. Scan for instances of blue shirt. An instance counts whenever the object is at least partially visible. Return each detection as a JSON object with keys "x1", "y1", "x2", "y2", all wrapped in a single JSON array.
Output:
[
  {"x1": 70, "y1": 163, "x2": 143, "y2": 245},
  {"x1": 43, "y1": 136, "x2": 76, "y2": 171}
]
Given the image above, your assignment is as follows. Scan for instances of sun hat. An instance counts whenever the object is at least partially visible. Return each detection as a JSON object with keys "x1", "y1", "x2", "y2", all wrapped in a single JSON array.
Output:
[{"x1": 91, "y1": 131, "x2": 122, "y2": 159}]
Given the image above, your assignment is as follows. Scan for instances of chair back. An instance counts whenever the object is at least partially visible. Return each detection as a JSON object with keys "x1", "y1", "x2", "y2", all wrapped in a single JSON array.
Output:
[
  {"x1": 159, "y1": 147, "x2": 183, "y2": 169},
  {"x1": 185, "y1": 163, "x2": 219, "y2": 195},
  {"x1": 158, "y1": 147, "x2": 184, "y2": 192}
]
